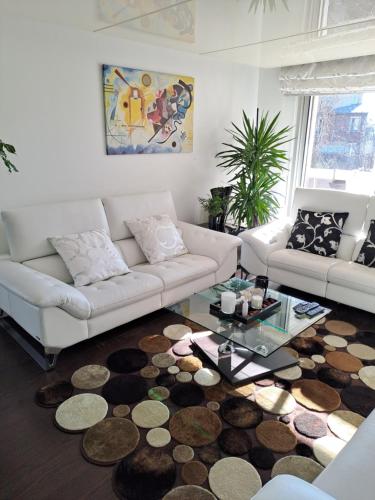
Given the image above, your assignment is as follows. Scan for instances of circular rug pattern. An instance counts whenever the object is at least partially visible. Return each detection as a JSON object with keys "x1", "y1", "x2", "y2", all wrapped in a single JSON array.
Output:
[
  {"x1": 359, "y1": 365, "x2": 375, "y2": 389},
  {"x1": 317, "y1": 367, "x2": 351, "y2": 388},
  {"x1": 221, "y1": 380, "x2": 255, "y2": 397},
  {"x1": 164, "y1": 324, "x2": 192, "y2": 341},
  {"x1": 299, "y1": 327, "x2": 317, "y2": 338},
  {"x1": 148, "y1": 386, "x2": 170, "y2": 401},
  {"x1": 218, "y1": 428, "x2": 252, "y2": 456},
  {"x1": 274, "y1": 365, "x2": 302, "y2": 381},
  {"x1": 156, "y1": 373, "x2": 176, "y2": 387},
  {"x1": 207, "y1": 401, "x2": 220, "y2": 412},
  {"x1": 326, "y1": 351, "x2": 363, "y2": 372},
  {"x1": 341, "y1": 385, "x2": 375, "y2": 417},
  {"x1": 301, "y1": 369, "x2": 318, "y2": 380},
  {"x1": 102, "y1": 375, "x2": 148, "y2": 405},
  {"x1": 140, "y1": 366, "x2": 160, "y2": 379},
  {"x1": 313, "y1": 436, "x2": 346, "y2": 467},
  {"x1": 271, "y1": 456, "x2": 323, "y2": 483},
  {"x1": 255, "y1": 378, "x2": 274, "y2": 387},
  {"x1": 107, "y1": 348, "x2": 148, "y2": 373},
  {"x1": 351, "y1": 373, "x2": 360, "y2": 380},
  {"x1": 35, "y1": 380, "x2": 73, "y2": 408},
  {"x1": 204, "y1": 385, "x2": 227, "y2": 402},
  {"x1": 279, "y1": 415, "x2": 290, "y2": 424},
  {"x1": 138, "y1": 335, "x2": 172, "y2": 353},
  {"x1": 194, "y1": 368, "x2": 221, "y2": 387},
  {"x1": 55, "y1": 393, "x2": 108, "y2": 432},
  {"x1": 113, "y1": 447, "x2": 176, "y2": 500},
  {"x1": 357, "y1": 330, "x2": 375, "y2": 348},
  {"x1": 82, "y1": 417, "x2": 139, "y2": 465},
  {"x1": 281, "y1": 347, "x2": 299, "y2": 358},
  {"x1": 146, "y1": 428, "x2": 171, "y2": 448},
  {"x1": 255, "y1": 386, "x2": 296, "y2": 415},
  {"x1": 132, "y1": 400, "x2": 170, "y2": 428},
  {"x1": 220, "y1": 397, "x2": 263, "y2": 428},
  {"x1": 152, "y1": 353, "x2": 176, "y2": 368},
  {"x1": 173, "y1": 444, "x2": 195, "y2": 463},
  {"x1": 208, "y1": 457, "x2": 262, "y2": 500},
  {"x1": 294, "y1": 412, "x2": 327, "y2": 438},
  {"x1": 248, "y1": 447, "x2": 275, "y2": 470},
  {"x1": 176, "y1": 372, "x2": 193, "y2": 383},
  {"x1": 198, "y1": 445, "x2": 221, "y2": 465},
  {"x1": 169, "y1": 406, "x2": 222, "y2": 447},
  {"x1": 181, "y1": 461, "x2": 208, "y2": 486},
  {"x1": 325, "y1": 320, "x2": 357, "y2": 336},
  {"x1": 296, "y1": 443, "x2": 314, "y2": 458},
  {"x1": 311, "y1": 355, "x2": 325, "y2": 364},
  {"x1": 113, "y1": 405, "x2": 130, "y2": 418},
  {"x1": 347, "y1": 343, "x2": 375, "y2": 361},
  {"x1": 291, "y1": 337, "x2": 324, "y2": 356},
  {"x1": 299, "y1": 358, "x2": 315, "y2": 370},
  {"x1": 315, "y1": 317, "x2": 326, "y2": 326},
  {"x1": 323, "y1": 335, "x2": 348, "y2": 348},
  {"x1": 168, "y1": 366, "x2": 180, "y2": 375},
  {"x1": 172, "y1": 340, "x2": 193, "y2": 357},
  {"x1": 170, "y1": 383, "x2": 205, "y2": 407},
  {"x1": 71, "y1": 365, "x2": 110, "y2": 390},
  {"x1": 325, "y1": 345, "x2": 337, "y2": 352},
  {"x1": 176, "y1": 356, "x2": 203, "y2": 372},
  {"x1": 291, "y1": 380, "x2": 341, "y2": 412},
  {"x1": 256, "y1": 420, "x2": 297, "y2": 453},
  {"x1": 163, "y1": 485, "x2": 215, "y2": 500},
  {"x1": 327, "y1": 410, "x2": 365, "y2": 442}
]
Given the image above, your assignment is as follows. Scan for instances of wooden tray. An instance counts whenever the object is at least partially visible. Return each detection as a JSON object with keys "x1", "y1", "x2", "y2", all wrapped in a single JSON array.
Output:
[{"x1": 209, "y1": 296, "x2": 281, "y2": 325}]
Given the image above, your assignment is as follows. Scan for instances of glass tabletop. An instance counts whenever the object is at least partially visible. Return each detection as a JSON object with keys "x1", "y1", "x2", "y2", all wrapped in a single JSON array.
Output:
[{"x1": 166, "y1": 278, "x2": 330, "y2": 357}]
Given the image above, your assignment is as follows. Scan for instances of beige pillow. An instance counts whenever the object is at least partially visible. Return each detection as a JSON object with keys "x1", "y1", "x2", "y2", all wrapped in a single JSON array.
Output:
[
  {"x1": 125, "y1": 214, "x2": 188, "y2": 264},
  {"x1": 49, "y1": 229, "x2": 130, "y2": 287}
]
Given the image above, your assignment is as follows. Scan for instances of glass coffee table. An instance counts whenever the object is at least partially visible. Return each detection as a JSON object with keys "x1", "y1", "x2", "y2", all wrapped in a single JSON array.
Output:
[{"x1": 167, "y1": 278, "x2": 330, "y2": 384}]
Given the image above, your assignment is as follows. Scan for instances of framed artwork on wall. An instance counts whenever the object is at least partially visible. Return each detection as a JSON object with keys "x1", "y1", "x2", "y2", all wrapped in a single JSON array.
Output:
[{"x1": 102, "y1": 64, "x2": 194, "y2": 154}]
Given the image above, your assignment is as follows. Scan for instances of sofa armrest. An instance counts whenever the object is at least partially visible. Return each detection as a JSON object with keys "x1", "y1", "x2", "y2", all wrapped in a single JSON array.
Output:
[
  {"x1": 0, "y1": 260, "x2": 91, "y2": 320},
  {"x1": 239, "y1": 219, "x2": 292, "y2": 265},
  {"x1": 178, "y1": 221, "x2": 241, "y2": 266},
  {"x1": 252, "y1": 475, "x2": 335, "y2": 500}
]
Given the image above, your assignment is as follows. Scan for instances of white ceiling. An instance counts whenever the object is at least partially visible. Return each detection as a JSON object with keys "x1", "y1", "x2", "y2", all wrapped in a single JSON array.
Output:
[{"x1": 1, "y1": 0, "x2": 375, "y2": 67}]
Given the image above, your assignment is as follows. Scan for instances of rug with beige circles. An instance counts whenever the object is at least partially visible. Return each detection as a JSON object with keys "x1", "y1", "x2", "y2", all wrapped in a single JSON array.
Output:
[
  {"x1": 55, "y1": 393, "x2": 108, "y2": 433},
  {"x1": 169, "y1": 407, "x2": 222, "y2": 447},
  {"x1": 152, "y1": 353, "x2": 176, "y2": 369},
  {"x1": 325, "y1": 351, "x2": 363, "y2": 373},
  {"x1": 313, "y1": 435, "x2": 346, "y2": 466},
  {"x1": 35, "y1": 380, "x2": 73, "y2": 408},
  {"x1": 220, "y1": 397, "x2": 263, "y2": 428},
  {"x1": 173, "y1": 444, "x2": 195, "y2": 463},
  {"x1": 271, "y1": 455, "x2": 323, "y2": 482},
  {"x1": 162, "y1": 485, "x2": 216, "y2": 500},
  {"x1": 327, "y1": 410, "x2": 365, "y2": 442},
  {"x1": 291, "y1": 380, "x2": 341, "y2": 412},
  {"x1": 221, "y1": 380, "x2": 255, "y2": 397},
  {"x1": 131, "y1": 400, "x2": 170, "y2": 428},
  {"x1": 181, "y1": 460, "x2": 208, "y2": 485},
  {"x1": 359, "y1": 365, "x2": 375, "y2": 390},
  {"x1": 346, "y1": 343, "x2": 375, "y2": 361},
  {"x1": 198, "y1": 445, "x2": 221, "y2": 465},
  {"x1": 325, "y1": 320, "x2": 357, "y2": 336},
  {"x1": 255, "y1": 420, "x2": 297, "y2": 453},
  {"x1": 218, "y1": 428, "x2": 252, "y2": 456},
  {"x1": 138, "y1": 334, "x2": 172, "y2": 353},
  {"x1": 71, "y1": 364, "x2": 110, "y2": 390},
  {"x1": 255, "y1": 386, "x2": 296, "y2": 415},
  {"x1": 146, "y1": 428, "x2": 171, "y2": 448},
  {"x1": 176, "y1": 355, "x2": 203, "y2": 372},
  {"x1": 163, "y1": 324, "x2": 192, "y2": 341}
]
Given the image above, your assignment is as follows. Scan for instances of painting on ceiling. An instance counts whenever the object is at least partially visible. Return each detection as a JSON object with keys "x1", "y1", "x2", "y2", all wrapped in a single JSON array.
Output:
[{"x1": 102, "y1": 64, "x2": 194, "y2": 154}]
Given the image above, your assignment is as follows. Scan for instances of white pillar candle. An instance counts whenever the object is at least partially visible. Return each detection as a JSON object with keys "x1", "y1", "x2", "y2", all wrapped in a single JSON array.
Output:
[
  {"x1": 221, "y1": 291, "x2": 236, "y2": 314},
  {"x1": 251, "y1": 294, "x2": 263, "y2": 310}
]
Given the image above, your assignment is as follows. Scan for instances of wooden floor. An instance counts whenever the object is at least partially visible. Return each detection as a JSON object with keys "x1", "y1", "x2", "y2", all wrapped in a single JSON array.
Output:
[{"x1": 0, "y1": 291, "x2": 374, "y2": 500}]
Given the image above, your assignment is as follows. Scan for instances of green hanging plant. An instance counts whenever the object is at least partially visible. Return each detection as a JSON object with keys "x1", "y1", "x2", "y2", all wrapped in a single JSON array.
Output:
[{"x1": 0, "y1": 140, "x2": 18, "y2": 173}]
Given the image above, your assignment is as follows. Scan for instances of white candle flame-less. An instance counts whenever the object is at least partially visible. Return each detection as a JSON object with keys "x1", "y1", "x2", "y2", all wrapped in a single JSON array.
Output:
[
  {"x1": 251, "y1": 294, "x2": 263, "y2": 310},
  {"x1": 221, "y1": 291, "x2": 236, "y2": 314}
]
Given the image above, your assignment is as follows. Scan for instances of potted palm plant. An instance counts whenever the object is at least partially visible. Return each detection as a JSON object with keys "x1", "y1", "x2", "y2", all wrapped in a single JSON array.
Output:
[
  {"x1": 216, "y1": 109, "x2": 292, "y2": 233},
  {"x1": 0, "y1": 140, "x2": 17, "y2": 172}
]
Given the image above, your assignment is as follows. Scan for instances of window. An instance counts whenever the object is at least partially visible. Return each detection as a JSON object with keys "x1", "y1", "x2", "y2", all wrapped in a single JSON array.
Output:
[{"x1": 303, "y1": 93, "x2": 375, "y2": 194}]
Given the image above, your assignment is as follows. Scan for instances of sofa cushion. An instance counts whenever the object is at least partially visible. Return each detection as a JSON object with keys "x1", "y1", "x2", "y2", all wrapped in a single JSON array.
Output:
[
  {"x1": 269, "y1": 249, "x2": 342, "y2": 281},
  {"x1": 77, "y1": 272, "x2": 163, "y2": 318},
  {"x1": 132, "y1": 254, "x2": 218, "y2": 290},
  {"x1": 328, "y1": 261, "x2": 375, "y2": 295},
  {"x1": 356, "y1": 219, "x2": 375, "y2": 267},
  {"x1": 23, "y1": 254, "x2": 73, "y2": 283}
]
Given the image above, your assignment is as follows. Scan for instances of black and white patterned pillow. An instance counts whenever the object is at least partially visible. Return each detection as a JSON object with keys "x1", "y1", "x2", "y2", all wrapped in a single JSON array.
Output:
[
  {"x1": 356, "y1": 220, "x2": 375, "y2": 267},
  {"x1": 287, "y1": 209, "x2": 349, "y2": 258}
]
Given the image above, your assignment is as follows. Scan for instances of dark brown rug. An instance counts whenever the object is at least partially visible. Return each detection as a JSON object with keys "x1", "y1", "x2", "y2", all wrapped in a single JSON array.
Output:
[
  {"x1": 357, "y1": 330, "x2": 375, "y2": 348},
  {"x1": 256, "y1": 421, "x2": 297, "y2": 453},
  {"x1": 102, "y1": 375, "x2": 148, "y2": 405},
  {"x1": 290, "y1": 337, "x2": 324, "y2": 356},
  {"x1": 138, "y1": 335, "x2": 171, "y2": 353},
  {"x1": 293, "y1": 413, "x2": 327, "y2": 438},
  {"x1": 181, "y1": 460, "x2": 208, "y2": 486},
  {"x1": 325, "y1": 351, "x2": 363, "y2": 373},
  {"x1": 35, "y1": 380, "x2": 73, "y2": 408},
  {"x1": 170, "y1": 383, "x2": 205, "y2": 407},
  {"x1": 169, "y1": 407, "x2": 222, "y2": 447},
  {"x1": 317, "y1": 367, "x2": 352, "y2": 388},
  {"x1": 107, "y1": 348, "x2": 148, "y2": 373},
  {"x1": 198, "y1": 445, "x2": 221, "y2": 465},
  {"x1": 163, "y1": 485, "x2": 216, "y2": 499},
  {"x1": 248, "y1": 447, "x2": 275, "y2": 470},
  {"x1": 218, "y1": 428, "x2": 252, "y2": 456},
  {"x1": 156, "y1": 373, "x2": 177, "y2": 387},
  {"x1": 203, "y1": 385, "x2": 227, "y2": 402},
  {"x1": 341, "y1": 385, "x2": 375, "y2": 417},
  {"x1": 220, "y1": 398, "x2": 263, "y2": 428}
]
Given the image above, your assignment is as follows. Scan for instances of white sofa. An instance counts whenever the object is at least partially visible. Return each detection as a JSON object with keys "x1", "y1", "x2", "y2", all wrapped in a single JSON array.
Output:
[
  {"x1": 253, "y1": 409, "x2": 375, "y2": 500},
  {"x1": 0, "y1": 191, "x2": 240, "y2": 367},
  {"x1": 240, "y1": 187, "x2": 375, "y2": 313}
]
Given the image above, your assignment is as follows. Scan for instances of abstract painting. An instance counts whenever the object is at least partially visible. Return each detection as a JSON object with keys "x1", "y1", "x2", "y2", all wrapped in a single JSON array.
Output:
[{"x1": 102, "y1": 64, "x2": 194, "y2": 154}]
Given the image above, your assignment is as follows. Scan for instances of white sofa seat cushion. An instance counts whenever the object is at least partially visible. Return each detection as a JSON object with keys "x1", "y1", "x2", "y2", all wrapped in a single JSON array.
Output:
[
  {"x1": 269, "y1": 249, "x2": 342, "y2": 281},
  {"x1": 77, "y1": 271, "x2": 163, "y2": 318},
  {"x1": 132, "y1": 254, "x2": 218, "y2": 290},
  {"x1": 328, "y1": 260, "x2": 375, "y2": 295},
  {"x1": 252, "y1": 474, "x2": 334, "y2": 500}
]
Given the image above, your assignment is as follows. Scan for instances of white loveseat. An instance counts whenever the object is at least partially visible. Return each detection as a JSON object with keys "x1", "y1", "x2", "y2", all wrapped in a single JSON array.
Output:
[
  {"x1": 0, "y1": 191, "x2": 240, "y2": 366},
  {"x1": 240, "y1": 187, "x2": 375, "y2": 313}
]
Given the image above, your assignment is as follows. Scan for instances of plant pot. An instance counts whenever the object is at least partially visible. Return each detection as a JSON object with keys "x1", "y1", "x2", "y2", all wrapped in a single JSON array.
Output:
[{"x1": 208, "y1": 215, "x2": 224, "y2": 232}]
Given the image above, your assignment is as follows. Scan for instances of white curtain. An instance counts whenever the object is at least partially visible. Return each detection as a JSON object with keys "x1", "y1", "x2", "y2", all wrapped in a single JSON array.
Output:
[{"x1": 280, "y1": 55, "x2": 375, "y2": 95}]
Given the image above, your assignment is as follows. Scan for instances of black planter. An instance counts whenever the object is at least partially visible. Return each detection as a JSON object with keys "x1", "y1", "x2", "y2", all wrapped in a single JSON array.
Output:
[
  {"x1": 210, "y1": 186, "x2": 232, "y2": 232},
  {"x1": 208, "y1": 215, "x2": 224, "y2": 231}
]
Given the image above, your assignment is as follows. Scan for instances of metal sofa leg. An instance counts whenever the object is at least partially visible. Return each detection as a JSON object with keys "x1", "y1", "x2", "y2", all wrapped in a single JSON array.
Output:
[{"x1": 43, "y1": 347, "x2": 61, "y2": 370}]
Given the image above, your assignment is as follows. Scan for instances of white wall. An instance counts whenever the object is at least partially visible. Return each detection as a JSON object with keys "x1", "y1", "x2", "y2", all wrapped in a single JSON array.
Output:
[{"x1": 0, "y1": 14, "x2": 259, "y2": 254}]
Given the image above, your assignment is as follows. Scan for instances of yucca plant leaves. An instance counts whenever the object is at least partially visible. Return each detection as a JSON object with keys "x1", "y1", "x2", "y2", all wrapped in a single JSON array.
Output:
[
  {"x1": 216, "y1": 109, "x2": 293, "y2": 229},
  {"x1": 0, "y1": 140, "x2": 18, "y2": 173}
]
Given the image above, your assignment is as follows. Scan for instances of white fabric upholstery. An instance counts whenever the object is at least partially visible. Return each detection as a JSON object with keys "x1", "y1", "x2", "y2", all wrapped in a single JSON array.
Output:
[
  {"x1": 115, "y1": 239, "x2": 147, "y2": 267},
  {"x1": 23, "y1": 254, "x2": 73, "y2": 283},
  {"x1": 363, "y1": 195, "x2": 375, "y2": 233},
  {"x1": 0, "y1": 260, "x2": 90, "y2": 320},
  {"x1": 326, "y1": 283, "x2": 375, "y2": 314},
  {"x1": 102, "y1": 191, "x2": 178, "y2": 241},
  {"x1": 328, "y1": 261, "x2": 375, "y2": 295},
  {"x1": 2, "y1": 198, "x2": 109, "y2": 262},
  {"x1": 132, "y1": 254, "x2": 218, "y2": 290},
  {"x1": 269, "y1": 249, "x2": 342, "y2": 281},
  {"x1": 162, "y1": 273, "x2": 216, "y2": 307},
  {"x1": 269, "y1": 267, "x2": 328, "y2": 297},
  {"x1": 77, "y1": 272, "x2": 163, "y2": 318},
  {"x1": 252, "y1": 475, "x2": 334, "y2": 500}
]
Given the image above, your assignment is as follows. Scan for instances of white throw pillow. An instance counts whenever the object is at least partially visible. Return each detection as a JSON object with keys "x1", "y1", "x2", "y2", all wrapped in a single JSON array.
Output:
[
  {"x1": 125, "y1": 214, "x2": 188, "y2": 264},
  {"x1": 49, "y1": 229, "x2": 130, "y2": 287}
]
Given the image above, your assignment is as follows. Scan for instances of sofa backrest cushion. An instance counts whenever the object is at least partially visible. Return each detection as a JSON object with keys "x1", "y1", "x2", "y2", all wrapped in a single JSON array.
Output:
[
  {"x1": 23, "y1": 255, "x2": 73, "y2": 283},
  {"x1": 115, "y1": 239, "x2": 147, "y2": 267},
  {"x1": 2, "y1": 198, "x2": 109, "y2": 263},
  {"x1": 102, "y1": 191, "x2": 178, "y2": 242},
  {"x1": 292, "y1": 188, "x2": 370, "y2": 261}
]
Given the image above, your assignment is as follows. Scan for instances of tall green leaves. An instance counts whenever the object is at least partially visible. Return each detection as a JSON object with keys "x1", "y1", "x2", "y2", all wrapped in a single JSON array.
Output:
[
  {"x1": 216, "y1": 110, "x2": 292, "y2": 229},
  {"x1": 0, "y1": 140, "x2": 18, "y2": 173}
]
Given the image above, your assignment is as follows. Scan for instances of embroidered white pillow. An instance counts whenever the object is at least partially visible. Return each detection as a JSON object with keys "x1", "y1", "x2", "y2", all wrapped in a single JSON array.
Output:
[
  {"x1": 125, "y1": 214, "x2": 188, "y2": 264},
  {"x1": 49, "y1": 229, "x2": 130, "y2": 287}
]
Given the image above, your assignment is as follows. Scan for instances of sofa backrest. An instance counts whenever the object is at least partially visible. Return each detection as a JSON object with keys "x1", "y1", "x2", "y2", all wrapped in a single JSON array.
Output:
[{"x1": 291, "y1": 188, "x2": 370, "y2": 261}]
